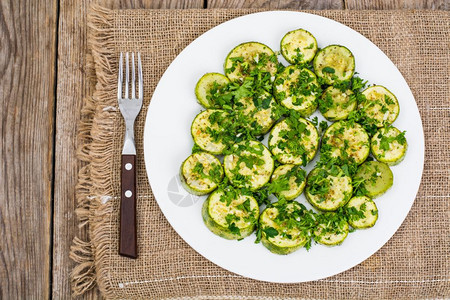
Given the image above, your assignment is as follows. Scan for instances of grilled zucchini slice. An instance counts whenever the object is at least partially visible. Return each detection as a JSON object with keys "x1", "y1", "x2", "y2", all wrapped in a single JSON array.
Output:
[
  {"x1": 321, "y1": 120, "x2": 370, "y2": 165},
  {"x1": 360, "y1": 86, "x2": 400, "y2": 127},
  {"x1": 346, "y1": 196, "x2": 378, "y2": 229},
  {"x1": 202, "y1": 189, "x2": 259, "y2": 240},
  {"x1": 180, "y1": 152, "x2": 224, "y2": 195},
  {"x1": 268, "y1": 118, "x2": 319, "y2": 165},
  {"x1": 319, "y1": 86, "x2": 356, "y2": 121},
  {"x1": 371, "y1": 126, "x2": 407, "y2": 165},
  {"x1": 305, "y1": 166, "x2": 353, "y2": 211},
  {"x1": 223, "y1": 140, "x2": 274, "y2": 191},
  {"x1": 354, "y1": 161, "x2": 393, "y2": 198},
  {"x1": 270, "y1": 164, "x2": 307, "y2": 200},
  {"x1": 313, "y1": 45, "x2": 355, "y2": 85},
  {"x1": 191, "y1": 109, "x2": 229, "y2": 155},
  {"x1": 259, "y1": 201, "x2": 310, "y2": 255},
  {"x1": 273, "y1": 66, "x2": 320, "y2": 117},
  {"x1": 224, "y1": 42, "x2": 277, "y2": 83},
  {"x1": 195, "y1": 73, "x2": 231, "y2": 108},
  {"x1": 233, "y1": 90, "x2": 279, "y2": 135},
  {"x1": 280, "y1": 28, "x2": 318, "y2": 64},
  {"x1": 314, "y1": 212, "x2": 349, "y2": 246}
]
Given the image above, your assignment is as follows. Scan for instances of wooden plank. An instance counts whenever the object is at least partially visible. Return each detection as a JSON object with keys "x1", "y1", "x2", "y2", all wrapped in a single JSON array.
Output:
[
  {"x1": 0, "y1": 0, "x2": 57, "y2": 298},
  {"x1": 207, "y1": 0, "x2": 344, "y2": 9},
  {"x1": 104, "y1": 0, "x2": 204, "y2": 9},
  {"x1": 53, "y1": 0, "x2": 95, "y2": 298},
  {"x1": 345, "y1": 0, "x2": 449, "y2": 9},
  {"x1": 53, "y1": 0, "x2": 203, "y2": 299}
]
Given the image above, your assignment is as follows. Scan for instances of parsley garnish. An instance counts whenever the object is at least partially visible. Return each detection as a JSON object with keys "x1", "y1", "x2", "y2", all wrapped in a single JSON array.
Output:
[
  {"x1": 263, "y1": 227, "x2": 279, "y2": 238},
  {"x1": 319, "y1": 121, "x2": 329, "y2": 135},
  {"x1": 228, "y1": 222, "x2": 241, "y2": 235},
  {"x1": 191, "y1": 143, "x2": 202, "y2": 154},
  {"x1": 192, "y1": 162, "x2": 204, "y2": 176},
  {"x1": 378, "y1": 129, "x2": 407, "y2": 151},
  {"x1": 322, "y1": 66, "x2": 335, "y2": 74}
]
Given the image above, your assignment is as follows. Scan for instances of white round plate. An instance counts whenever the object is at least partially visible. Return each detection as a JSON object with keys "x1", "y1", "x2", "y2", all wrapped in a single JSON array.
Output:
[{"x1": 144, "y1": 11, "x2": 424, "y2": 283}]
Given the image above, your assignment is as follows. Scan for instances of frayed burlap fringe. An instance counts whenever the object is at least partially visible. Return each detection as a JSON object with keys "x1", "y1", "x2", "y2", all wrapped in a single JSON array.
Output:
[
  {"x1": 70, "y1": 4, "x2": 117, "y2": 297},
  {"x1": 70, "y1": 237, "x2": 96, "y2": 294}
]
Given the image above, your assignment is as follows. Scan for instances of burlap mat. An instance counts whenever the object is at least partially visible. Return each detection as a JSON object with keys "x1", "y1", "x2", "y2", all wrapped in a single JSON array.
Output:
[{"x1": 70, "y1": 6, "x2": 450, "y2": 299}]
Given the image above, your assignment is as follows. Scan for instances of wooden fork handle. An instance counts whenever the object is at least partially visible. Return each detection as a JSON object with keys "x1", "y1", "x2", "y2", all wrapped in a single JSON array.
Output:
[{"x1": 119, "y1": 154, "x2": 137, "y2": 258}]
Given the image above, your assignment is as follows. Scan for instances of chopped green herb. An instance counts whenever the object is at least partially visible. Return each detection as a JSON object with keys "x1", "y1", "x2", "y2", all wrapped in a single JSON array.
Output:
[
  {"x1": 228, "y1": 222, "x2": 241, "y2": 235},
  {"x1": 263, "y1": 227, "x2": 279, "y2": 238},
  {"x1": 322, "y1": 66, "x2": 335, "y2": 74}
]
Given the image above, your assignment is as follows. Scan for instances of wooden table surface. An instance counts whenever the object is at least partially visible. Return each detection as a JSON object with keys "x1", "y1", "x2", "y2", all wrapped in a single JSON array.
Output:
[{"x1": 0, "y1": 0, "x2": 448, "y2": 298}]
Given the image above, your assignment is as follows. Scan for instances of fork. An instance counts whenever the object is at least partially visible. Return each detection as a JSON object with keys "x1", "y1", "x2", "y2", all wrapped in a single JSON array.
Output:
[{"x1": 117, "y1": 52, "x2": 143, "y2": 259}]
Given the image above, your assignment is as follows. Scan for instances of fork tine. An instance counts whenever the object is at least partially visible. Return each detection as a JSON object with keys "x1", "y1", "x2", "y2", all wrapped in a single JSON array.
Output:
[
  {"x1": 131, "y1": 53, "x2": 136, "y2": 99},
  {"x1": 138, "y1": 52, "x2": 143, "y2": 100},
  {"x1": 117, "y1": 52, "x2": 123, "y2": 100},
  {"x1": 125, "y1": 52, "x2": 129, "y2": 99}
]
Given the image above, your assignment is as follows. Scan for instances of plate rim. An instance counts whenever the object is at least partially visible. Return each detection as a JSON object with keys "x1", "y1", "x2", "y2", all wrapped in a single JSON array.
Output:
[{"x1": 143, "y1": 10, "x2": 425, "y2": 283}]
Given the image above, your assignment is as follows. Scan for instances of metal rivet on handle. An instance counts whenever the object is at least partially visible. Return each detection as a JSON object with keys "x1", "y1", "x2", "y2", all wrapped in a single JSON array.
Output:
[
  {"x1": 125, "y1": 163, "x2": 132, "y2": 170},
  {"x1": 125, "y1": 190, "x2": 132, "y2": 198}
]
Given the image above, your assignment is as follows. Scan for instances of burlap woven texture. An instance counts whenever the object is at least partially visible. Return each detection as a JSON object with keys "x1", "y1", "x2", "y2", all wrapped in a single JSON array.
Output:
[{"x1": 71, "y1": 6, "x2": 450, "y2": 299}]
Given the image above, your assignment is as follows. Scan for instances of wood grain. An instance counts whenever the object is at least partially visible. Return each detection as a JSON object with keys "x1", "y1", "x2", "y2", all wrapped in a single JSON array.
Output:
[
  {"x1": 120, "y1": 155, "x2": 137, "y2": 259},
  {"x1": 53, "y1": 0, "x2": 94, "y2": 298},
  {"x1": 103, "y1": 0, "x2": 204, "y2": 9},
  {"x1": 0, "y1": 0, "x2": 57, "y2": 298},
  {"x1": 345, "y1": 0, "x2": 449, "y2": 9},
  {"x1": 207, "y1": 0, "x2": 344, "y2": 9},
  {"x1": 53, "y1": 1, "x2": 203, "y2": 299}
]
